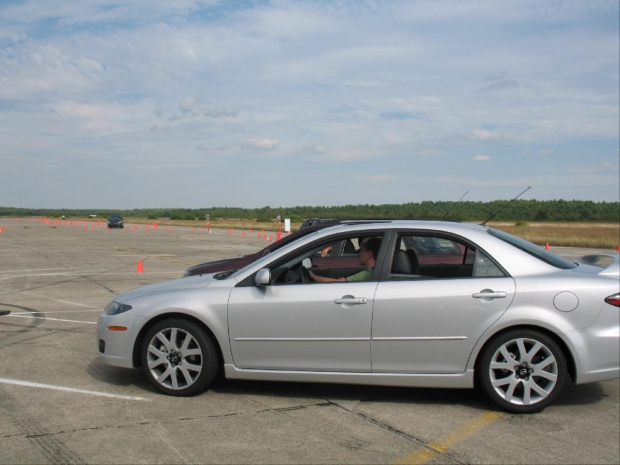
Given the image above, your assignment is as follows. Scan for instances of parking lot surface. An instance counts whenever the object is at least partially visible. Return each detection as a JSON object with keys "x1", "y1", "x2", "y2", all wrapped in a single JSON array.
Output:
[{"x1": 1, "y1": 218, "x2": 618, "y2": 464}]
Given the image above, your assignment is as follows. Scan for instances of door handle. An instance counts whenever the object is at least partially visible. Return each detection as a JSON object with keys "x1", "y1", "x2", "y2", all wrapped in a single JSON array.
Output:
[
  {"x1": 472, "y1": 290, "x2": 507, "y2": 300},
  {"x1": 334, "y1": 297, "x2": 368, "y2": 306}
]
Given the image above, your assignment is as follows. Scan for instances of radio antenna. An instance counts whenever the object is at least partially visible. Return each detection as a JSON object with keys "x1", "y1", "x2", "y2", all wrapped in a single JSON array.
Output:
[
  {"x1": 481, "y1": 186, "x2": 531, "y2": 226},
  {"x1": 442, "y1": 190, "x2": 469, "y2": 219}
]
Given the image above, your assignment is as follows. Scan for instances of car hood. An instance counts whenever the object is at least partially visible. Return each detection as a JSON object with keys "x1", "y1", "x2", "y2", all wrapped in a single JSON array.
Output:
[{"x1": 117, "y1": 274, "x2": 216, "y2": 302}]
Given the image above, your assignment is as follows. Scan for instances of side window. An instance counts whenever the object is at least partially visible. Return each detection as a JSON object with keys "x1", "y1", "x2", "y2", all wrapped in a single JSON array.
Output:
[
  {"x1": 390, "y1": 234, "x2": 505, "y2": 280},
  {"x1": 271, "y1": 233, "x2": 384, "y2": 284},
  {"x1": 473, "y1": 250, "x2": 504, "y2": 277},
  {"x1": 341, "y1": 238, "x2": 359, "y2": 256}
]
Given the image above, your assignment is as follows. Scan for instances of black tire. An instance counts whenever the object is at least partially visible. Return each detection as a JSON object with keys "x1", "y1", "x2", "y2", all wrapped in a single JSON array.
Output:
[
  {"x1": 477, "y1": 329, "x2": 567, "y2": 413},
  {"x1": 140, "y1": 318, "x2": 219, "y2": 396}
]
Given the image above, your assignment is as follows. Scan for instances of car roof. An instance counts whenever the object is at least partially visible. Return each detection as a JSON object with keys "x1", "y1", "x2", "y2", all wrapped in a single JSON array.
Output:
[
  {"x1": 319, "y1": 218, "x2": 478, "y2": 231},
  {"x1": 287, "y1": 219, "x2": 487, "y2": 248}
]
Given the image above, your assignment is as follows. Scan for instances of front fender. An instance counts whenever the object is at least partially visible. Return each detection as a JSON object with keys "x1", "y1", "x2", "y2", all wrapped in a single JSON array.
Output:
[{"x1": 130, "y1": 286, "x2": 234, "y2": 367}]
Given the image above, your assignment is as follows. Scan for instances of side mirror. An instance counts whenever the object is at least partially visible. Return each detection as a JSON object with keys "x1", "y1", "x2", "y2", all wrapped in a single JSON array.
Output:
[
  {"x1": 255, "y1": 268, "x2": 271, "y2": 286},
  {"x1": 302, "y1": 258, "x2": 312, "y2": 269}
]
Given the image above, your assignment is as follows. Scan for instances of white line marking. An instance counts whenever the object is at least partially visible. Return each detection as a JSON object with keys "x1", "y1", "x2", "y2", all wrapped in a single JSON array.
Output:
[
  {"x1": 6, "y1": 314, "x2": 97, "y2": 324},
  {"x1": 0, "y1": 271, "x2": 180, "y2": 281},
  {"x1": 52, "y1": 300, "x2": 100, "y2": 309},
  {"x1": 9, "y1": 309, "x2": 101, "y2": 315},
  {"x1": 0, "y1": 378, "x2": 150, "y2": 401},
  {"x1": 0, "y1": 271, "x2": 177, "y2": 277},
  {"x1": 0, "y1": 267, "x2": 76, "y2": 274}
]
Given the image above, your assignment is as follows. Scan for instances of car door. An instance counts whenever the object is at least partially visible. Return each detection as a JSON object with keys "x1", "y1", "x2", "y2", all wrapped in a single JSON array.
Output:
[
  {"x1": 371, "y1": 233, "x2": 515, "y2": 373},
  {"x1": 228, "y1": 281, "x2": 377, "y2": 372},
  {"x1": 227, "y1": 232, "x2": 386, "y2": 372}
]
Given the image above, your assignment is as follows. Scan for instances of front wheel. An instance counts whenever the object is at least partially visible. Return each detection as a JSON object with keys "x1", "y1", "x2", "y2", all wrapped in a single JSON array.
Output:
[
  {"x1": 477, "y1": 329, "x2": 567, "y2": 413},
  {"x1": 141, "y1": 319, "x2": 219, "y2": 396}
]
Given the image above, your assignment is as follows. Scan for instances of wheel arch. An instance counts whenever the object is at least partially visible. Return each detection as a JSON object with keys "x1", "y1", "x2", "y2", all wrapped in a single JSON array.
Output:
[
  {"x1": 132, "y1": 312, "x2": 225, "y2": 369},
  {"x1": 473, "y1": 324, "x2": 577, "y2": 384}
]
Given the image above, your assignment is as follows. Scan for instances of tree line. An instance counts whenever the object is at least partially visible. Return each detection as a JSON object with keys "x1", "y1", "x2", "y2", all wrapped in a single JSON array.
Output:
[{"x1": 1, "y1": 200, "x2": 618, "y2": 223}]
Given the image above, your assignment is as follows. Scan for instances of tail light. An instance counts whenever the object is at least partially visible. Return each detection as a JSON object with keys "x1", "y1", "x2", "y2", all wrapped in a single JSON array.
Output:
[{"x1": 605, "y1": 293, "x2": 620, "y2": 307}]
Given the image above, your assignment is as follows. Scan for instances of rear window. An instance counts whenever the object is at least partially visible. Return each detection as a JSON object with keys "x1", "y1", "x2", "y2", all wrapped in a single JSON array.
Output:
[{"x1": 488, "y1": 228, "x2": 577, "y2": 269}]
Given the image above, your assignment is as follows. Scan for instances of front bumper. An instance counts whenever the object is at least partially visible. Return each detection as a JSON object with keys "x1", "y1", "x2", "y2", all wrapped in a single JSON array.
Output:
[{"x1": 97, "y1": 312, "x2": 144, "y2": 368}]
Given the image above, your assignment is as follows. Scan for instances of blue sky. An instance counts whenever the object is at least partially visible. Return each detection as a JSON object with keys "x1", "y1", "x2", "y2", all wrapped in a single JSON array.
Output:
[{"x1": 1, "y1": 0, "x2": 618, "y2": 209}]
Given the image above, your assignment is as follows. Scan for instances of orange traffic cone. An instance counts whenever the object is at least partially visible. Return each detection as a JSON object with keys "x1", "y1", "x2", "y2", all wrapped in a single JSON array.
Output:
[
  {"x1": 136, "y1": 261, "x2": 144, "y2": 273},
  {"x1": 545, "y1": 243, "x2": 550, "y2": 250}
]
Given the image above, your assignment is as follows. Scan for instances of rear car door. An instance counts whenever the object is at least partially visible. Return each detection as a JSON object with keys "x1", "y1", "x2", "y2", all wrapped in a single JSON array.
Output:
[{"x1": 371, "y1": 231, "x2": 515, "y2": 373}]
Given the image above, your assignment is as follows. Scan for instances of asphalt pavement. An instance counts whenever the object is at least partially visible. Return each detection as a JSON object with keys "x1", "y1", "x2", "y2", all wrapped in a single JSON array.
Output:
[{"x1": 0, "y1": 218, "x2": 618, "y2": 464}]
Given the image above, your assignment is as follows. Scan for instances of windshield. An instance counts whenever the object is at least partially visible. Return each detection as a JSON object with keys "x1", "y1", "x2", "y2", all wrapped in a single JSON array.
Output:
[
  {"x1": 488, "y1": 228, "x2": 577, "y2": 269},
  {"x1": 228, "y1": 229, "x2": 326, "y2": 280},
  {"x1": 228, "y1": 245, "x2": 283, "y2": 280}
]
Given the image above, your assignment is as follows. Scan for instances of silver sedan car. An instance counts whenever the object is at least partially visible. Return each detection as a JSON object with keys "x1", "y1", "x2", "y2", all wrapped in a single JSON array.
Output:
[{"x1": 97, "y1": 220, "x2": 620, "y2": 413}]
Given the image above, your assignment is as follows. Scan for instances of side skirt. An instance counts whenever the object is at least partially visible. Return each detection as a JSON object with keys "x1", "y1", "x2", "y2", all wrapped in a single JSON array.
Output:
[{"x1": 224, "y1": 364, "x2": 474, "y2": 389}]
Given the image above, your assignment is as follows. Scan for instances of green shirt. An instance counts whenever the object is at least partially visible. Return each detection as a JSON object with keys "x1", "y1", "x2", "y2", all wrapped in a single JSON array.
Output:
[{"x1": 346, "y1": 268, "x2": 373, "y2": 282}]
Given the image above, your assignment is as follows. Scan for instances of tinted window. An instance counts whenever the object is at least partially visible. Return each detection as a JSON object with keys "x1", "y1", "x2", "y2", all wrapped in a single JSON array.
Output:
[
  {"x1": 390, "y1": 233, "x2": 505, "y2": 280},
  {"x1": 487, "y1": 228, "x2": 577, "y2": 269}
]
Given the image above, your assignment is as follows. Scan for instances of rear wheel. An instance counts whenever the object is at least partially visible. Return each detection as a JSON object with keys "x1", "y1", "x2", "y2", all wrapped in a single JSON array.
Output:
[
  {"x1": 141, "y1": 319, "x2": 219, "y2": 396},
  {"x1": 477, "y1": 329, "x2": 567, "y2": 413}
]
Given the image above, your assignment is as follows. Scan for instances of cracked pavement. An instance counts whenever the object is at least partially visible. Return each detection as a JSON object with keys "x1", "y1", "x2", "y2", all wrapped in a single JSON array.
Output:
[{"x1": 1, "y1": 218, "x2": 618, "y2": 464}]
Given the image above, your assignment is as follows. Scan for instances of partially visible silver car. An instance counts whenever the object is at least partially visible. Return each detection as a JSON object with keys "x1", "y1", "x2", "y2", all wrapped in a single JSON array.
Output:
[{"x1": 97, "y1": 220, "x2": 619, "y2": 413}]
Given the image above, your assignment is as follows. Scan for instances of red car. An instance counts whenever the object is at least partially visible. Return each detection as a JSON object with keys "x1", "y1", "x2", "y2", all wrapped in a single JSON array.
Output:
[{"x1": 184, "y1": 221, "x2": 341, "y2": 277}]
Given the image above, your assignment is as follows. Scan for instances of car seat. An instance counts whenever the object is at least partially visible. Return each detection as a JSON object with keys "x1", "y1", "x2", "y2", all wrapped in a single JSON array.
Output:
[
  {"x1": 405, "y1": 249, "x2": 420, "y2": 274},
  {"x1": 392, "y1": 250, "x2": 412, "y2": 274}
]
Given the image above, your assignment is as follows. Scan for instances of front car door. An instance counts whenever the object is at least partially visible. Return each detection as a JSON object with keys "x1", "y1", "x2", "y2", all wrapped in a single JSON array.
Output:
[{"x1": 228, "y1": 232, "x2": 386, "y2": 372}]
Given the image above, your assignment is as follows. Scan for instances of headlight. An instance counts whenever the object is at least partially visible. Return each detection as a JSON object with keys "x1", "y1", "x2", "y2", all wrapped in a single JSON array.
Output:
[{"x1": 104, "y1": 301, "x2": 133, "y2": 315}]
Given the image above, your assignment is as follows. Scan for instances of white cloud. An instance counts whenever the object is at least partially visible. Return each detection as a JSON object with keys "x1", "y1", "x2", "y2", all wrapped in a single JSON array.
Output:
[
  {"x1": 302, "y1": 145, "x2": 327, "y2": 154},
  {"x1": 353, "y1": 175, "x2": 399, "y2": 183},
  {"x1": 418, "y1": 149, "x2": 440, "y2": 156},
  {"x1": 434, "y1": 173, "x2": 619, "y2": 188},
  {"x1": 242, "y1": 139, "x2": 279, "y2": 150},
  {"x1": 471, "y1": 129, "x2": 501, "y2": 141},
  {"x1": 180, "y1": 97, "x2": 196, "y2": 114}
]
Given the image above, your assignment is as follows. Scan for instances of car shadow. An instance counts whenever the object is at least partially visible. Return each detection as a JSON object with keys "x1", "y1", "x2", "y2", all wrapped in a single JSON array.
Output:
[
  {"x1": 212, "y1": 378, "x2": 496, "y2": 411},
  {"x1": 88, "y1": 359, "x2": 152, "y2": 391},
  {"x1": 89, "y1": 359, "x2": 609, "y2": 411},
  {"x1": 553, "y1": 381, "x2": 608, "y2": 407}
]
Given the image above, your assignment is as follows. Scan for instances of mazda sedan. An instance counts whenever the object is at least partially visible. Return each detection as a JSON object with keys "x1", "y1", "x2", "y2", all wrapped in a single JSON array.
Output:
[{"x1": 97, "y1": 220, "x2": 619, "y2": 413}]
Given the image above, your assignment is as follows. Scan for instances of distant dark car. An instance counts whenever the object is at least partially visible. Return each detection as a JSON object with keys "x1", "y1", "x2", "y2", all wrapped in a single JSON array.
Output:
[{"x1": 107, "y1": 215, "x2": 124, "y2": 229}]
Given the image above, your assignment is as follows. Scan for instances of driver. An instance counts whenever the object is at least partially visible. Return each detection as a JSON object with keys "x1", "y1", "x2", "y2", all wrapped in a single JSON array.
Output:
[{"x1": 309, "y1": 237, "x2": 381, "y2": 283}]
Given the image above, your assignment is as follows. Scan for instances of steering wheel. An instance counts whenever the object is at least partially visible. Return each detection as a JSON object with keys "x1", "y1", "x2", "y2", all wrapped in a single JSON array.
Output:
[{"x1": 299, "y1": 265, "x2": 310, "y2": 283}]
